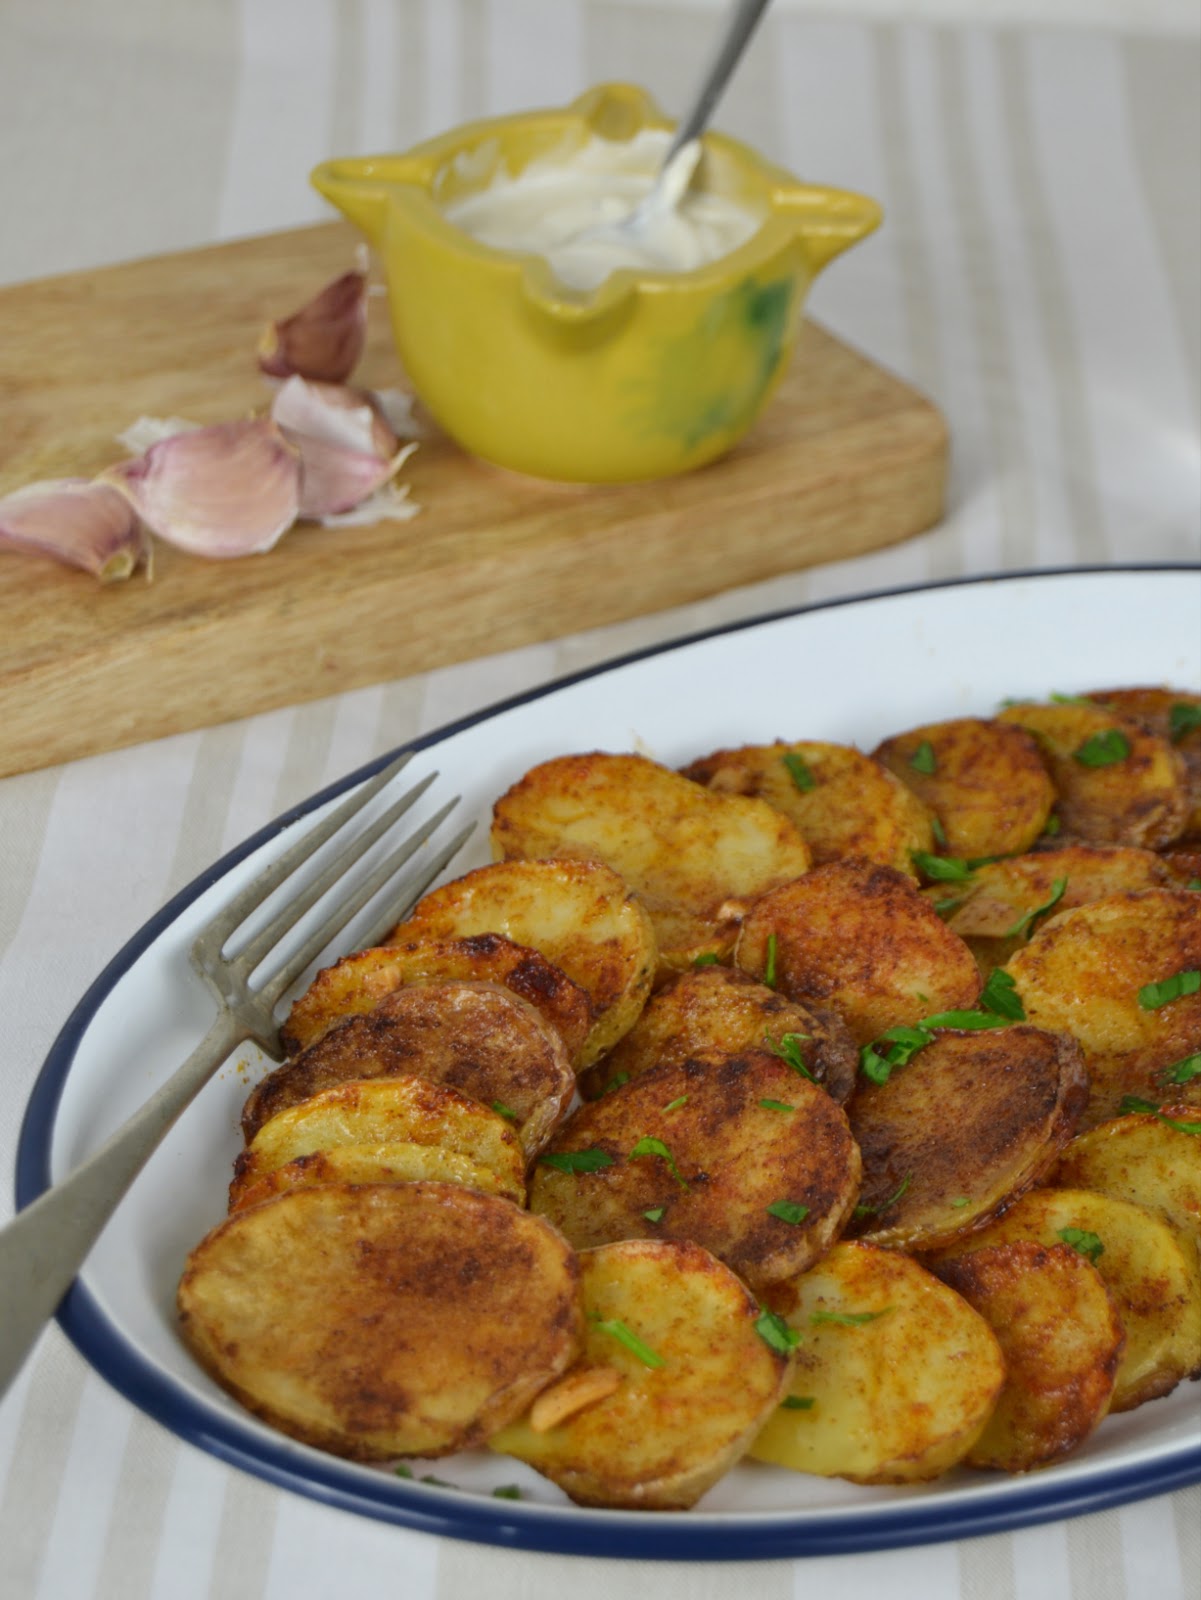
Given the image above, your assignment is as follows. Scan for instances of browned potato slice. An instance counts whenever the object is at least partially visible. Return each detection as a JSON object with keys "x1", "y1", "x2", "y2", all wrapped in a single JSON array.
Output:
[
  {"x1": 244, "y1": 981, "x2": 575, "y2": 1154},
  {"x1": 1053, "y1": 1107, "x2": 1201, "y2": 1251},
  {"x1": 1085, "y1": 687, "x2": 1201, "y2": 835},
  {"x1": 931, "y1": 1187, "x2": 1201, "y2": 1412},
  {"x1": 1007, "y1": 888, "x2": 1201, "y2": 1128},
  {"x1": 392, "y1": 858, "x2": 657, "y2": 1067},
  {"x1": 749, "y1": 1242, "x2": 1004, "y2": 1484},
  {"x1": 177, "y1": 1182, "x2": 582, "y2": 1460},
  {"x1": 529, "y1": 1048, "x2": 860, "y2": 1292},
  {"x1": 231, "y1": 1076, "x2": 527, "y2": 1208},
  {"x1": 578, "y1": 965, "x2": 857, "y2": 1105},
  {"x1": 490, "y1": 752, "x2": 812, "y2": 973},
  {"x1": 489, "y1": 1238, "x2": 791, "y2": 1508},
  {"x1": 932, "y1": 1241, "x2": 1124, "y2": 1472},
  {"x1": 681, "y1": 740, "x2": 934, "y2": 878},
  {"x1": 848, "y1": 1025, "x2": 1087, "y2": 1252},
  {"x1": 873, "y1": 717, "x2": 1055, "y2": 861},
  {"x1": 280, "y1": 931, "x2": 592, "y2": 1063},
  {"x1": 230, "y1": 1141, "x2": 524, "y2": 1212},
  {"x1": 734, "y1": 859, "x2": 980, "y2": 1045},
  {"x1": 934, "y1": 843, "x2": 1179, "y2": 976},
  {"x1": 996, "y1": 701, "x2": 1189, "y2": 849}
]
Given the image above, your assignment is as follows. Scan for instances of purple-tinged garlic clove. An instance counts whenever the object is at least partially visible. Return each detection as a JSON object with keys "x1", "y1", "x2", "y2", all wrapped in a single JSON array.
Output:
[
  {"x1": 103, "y1": 418, "x2": 302, "y2": 558},
  {"x1": 286, "y1": 436, "x2": 418, "y2": 519},
  {"x1": 0, "y1": 478, "x2": 149, "y2": 582},
  {"x1": 257, "y1": 257, "x2": 369, "y2": 383},
  {"x1": 270, "y1": 376, "x2": 398, "y2": 459}
]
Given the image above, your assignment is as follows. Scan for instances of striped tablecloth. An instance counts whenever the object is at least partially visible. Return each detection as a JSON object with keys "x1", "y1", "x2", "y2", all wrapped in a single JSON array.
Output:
[{"x1": 1, "y1": 3, "x2": 1198, "y2": 1597}]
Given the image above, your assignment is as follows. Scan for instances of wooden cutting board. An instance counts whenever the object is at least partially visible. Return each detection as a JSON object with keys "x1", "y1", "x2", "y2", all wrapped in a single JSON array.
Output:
[{"x1": 0, "y1": 222, "x2": 947, "y2": 779}]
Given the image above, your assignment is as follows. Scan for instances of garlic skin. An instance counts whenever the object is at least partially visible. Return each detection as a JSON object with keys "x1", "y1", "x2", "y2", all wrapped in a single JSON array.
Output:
[
  {"x1": 103, "y1": 419, "x2": 302, "y2": 558},
  {"x1": 257, "y1": 261, "x2": 369, "y2": 384},
  {"x1": 0, "y1": 479, "x2": 148, "y2": 582},
  {"x1": 269, "y1": 377, "x2": 417, "y2": 519}
]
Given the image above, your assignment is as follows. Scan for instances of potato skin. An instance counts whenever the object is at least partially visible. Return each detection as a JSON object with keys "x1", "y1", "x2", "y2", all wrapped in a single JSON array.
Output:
[
  {"x1": 529, "y1": 1047, "x2": 861, "y2": 1293},
  {"x1": 178, "y1": 1182, "x2": 582, "y2": 1460},
  {"x1": 578, "y1": 965, "x2": 858, "y2": 1105},
  {"x1": 734, "y1": 858, "x2": 981, "y2": 1045},
  {"x1": 873, "y1": 717, "x2": 1055, "y2": 861},
  {"x1": 681, "y1": 740, "x2": 934, "y2": 878}
]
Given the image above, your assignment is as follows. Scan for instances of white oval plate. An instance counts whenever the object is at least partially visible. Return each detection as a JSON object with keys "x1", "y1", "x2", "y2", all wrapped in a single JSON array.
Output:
[{"x1": 17, "y1": 567, "x2": 1201, "y2": 1559}]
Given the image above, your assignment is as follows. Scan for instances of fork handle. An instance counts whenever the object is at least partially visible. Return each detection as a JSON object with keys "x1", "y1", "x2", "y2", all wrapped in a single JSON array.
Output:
[{"x1": 0, "y1": 1011, "x2": 244, "y2": 1399}]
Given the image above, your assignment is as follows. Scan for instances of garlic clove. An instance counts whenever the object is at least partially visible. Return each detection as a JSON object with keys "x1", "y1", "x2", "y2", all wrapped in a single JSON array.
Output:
[
  {"x1": 316, "y1": 476, "x2": 420, "y2": 528},
  {"x1": 285, "y1": 435, "x2": 417, "y2": 519},
  {"x1": 257, "y1": 257, "x2": 369, "y2": 383},
  {"x1": 0, "y1": 478, "x2": 149, "y2": 582},
  {"x1": 103, "y1": 418, "x2": 302, "y2": 558},
  {"x1": 270, "y1": 375, "x2": 398, "y2": 459}
]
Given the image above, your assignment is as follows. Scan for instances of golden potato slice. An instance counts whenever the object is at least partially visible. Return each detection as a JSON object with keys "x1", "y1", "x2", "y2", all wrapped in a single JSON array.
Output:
[
  {"x1": 934, "y1": 842, "x2": 1181, "y2": 977},
  {"x1": 392, "y1": 858, "x2": 657, "y2": 1067},
  {"x1": 931, "y1": 1186, "x2": 1201, "y2": 1412},
  {"x1": 490, "y1": 752, "x2": 812, "y2": 973},
  {"x1": 244, "y1": 981, "x2": 574, "y2": 1155},
  {"x1": 578, "y1": 965, "x2": 857, "y2": 1105},
  {"x1": 734, "y1": 859, "x2": 981, "y2": 1045},
  {"x1": 848, "y1": 1025, "x2": 1087, "y2": 1252},
  {"x1": 280, "y1": 931, "x2": 592, "y2": 1063},
  {"x1": 932, "y1": 1241, "x2": 1124, "y2": 1472},
  {"x1": 1007, "y1": 888, "x2": 1201, "y2": 1128},
  {"x1": 873, "y1": 717, "x2": 1055, "y2": 861},
  {"x1": 996, "y1": 701, "x2": 1189, "y2": 849},
  {"x1": 749, "y1": 1241, "x2": 1004, "y2": 1484},
  {"x1": 529, "y1": 1048, "x2": 861, "y2": 1292},
  {"x1": 230, "y1": 1141, "x2": 524, "y2": 1212},
  {"x1": 1053, "y1": 1107, "x2": 1201, "y2": 1251},
  {"x1": 1085, "y1": 687, "x2": 1201, "y2": 836},
  {"x1": 177, "y1": 1182, "x2": 582, "y2": 1460},
  {"x1": 231, "y1": 1076, "x2": 527, "y2": 1207},
  {"x1": 681, "y1": 740, "x2": 934, "y2": 878},
  {"x1": 489, "y1": 1238, "x2": 792, "y2": 1508}
]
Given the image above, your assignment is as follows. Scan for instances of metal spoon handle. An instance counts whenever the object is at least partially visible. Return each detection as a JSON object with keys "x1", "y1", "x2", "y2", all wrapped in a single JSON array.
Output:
[{"x1": 665, "y1": 0, "x2": 775, "y2": 161}]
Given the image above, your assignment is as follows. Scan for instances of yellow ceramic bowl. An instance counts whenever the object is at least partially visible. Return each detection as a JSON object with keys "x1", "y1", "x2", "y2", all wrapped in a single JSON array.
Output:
[{"x1": 311, "y1": 83, "x2": 881, "y2": 483}]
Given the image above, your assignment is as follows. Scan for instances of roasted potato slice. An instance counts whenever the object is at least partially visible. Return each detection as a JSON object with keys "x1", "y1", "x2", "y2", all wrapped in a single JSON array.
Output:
[
  {"x1": 231, "y1": 1076, "x2": 527, "y2": 1208},
  {"x1": 996, "y1": 701, "x2": 1189, "y2": 849},
  {"x1": 734, "y1": 859, "x2": 981, "y2": 1045},
  {"x1": 244, "y1": 980, "x2": 574, "y2": 1154},
  {"x1": 230, "y1": 1141, "x2": 524, "y2": 1212},
  {"x1": 489, "y1": 1238, "x2": 792, "y2": 1508},
  {"x1": 681, "y1": 740, "x2": 934, "y2": 878},
  {"x1": 529, "y1": 1048, "x2": 861, "y2": 1292},
  {"x1": 280, "y1": 931, "x2": 592, "y2": 1063},
  {"x1": 1007, "y1": 888, "x2": 1201, "y2": 1128},
  {"x1": 578, "y1": 965, "x2": 857, "y2": 1105},
  {"x1": 1085, "y1": 687, "x2": 1201, "y2": 836},
  {"x1": 848, "y1": 1025, "x2": 1087, "y2": 1252},
  {"x1": 873, "y1": 717, "x2": 1055, "y2": 861},
  {"x1": 933, "y1": 843, "x2": 1181, "y2": 976},
  {"x1": 931, "y1": 1186, "x2": 1201, "y2": 1412},
  {"x1": 750, "y1": 1241, "x2": 1004, "y2": 1484},
  {"x1": 177, "y1": 1182, "x2": 582, "y2": 1460},
  {"x1": 932, "y1": 1241, "x2": 1124, "y2": 1472},
  {"x1": 392, "y1": 858, "x2": 656, "y2": 1067},
  {"x1": 490, "y1": 752, "x2": 812, "y2": 973},
  {"x1": 1053, "y1": 1107, "x2": 1201, "y2": 1251}
]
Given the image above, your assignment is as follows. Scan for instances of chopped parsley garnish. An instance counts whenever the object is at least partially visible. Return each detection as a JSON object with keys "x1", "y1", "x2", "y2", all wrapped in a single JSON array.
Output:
[
  {"x1": 931, "y1": 815, "x2": 949, "y2": 848},
  {"x1": 590, "y1": 1313, "x2": 665, "y2": 1369},
  {"x1": 491, "y1": 1101, "x2": 519, "y2": 1122},
  {"x1": 781, "y1": 1395, "x2": 815, "y2": 1411},
  {"x1": 1138, "y1": 970, "x2": 1200, "y2": 1010},
  {"x1": 949, "y1": 1197, "x2": 970, "y2": 1208},
  {"x1": 934, "y1": 896, "x2": 965, "y2": 920},
  {"x1": 602, "y1": 1071, "x2": 630, "y2": 1095},
  {"x1": 643, "y1": 1206, "x2": 666, "y2": 1223},
  {"x1": 1188, "y1": 880, "x2": 1201, "y2": 892},
  {"x1": 979, "y1": 967, "x2": 1027, "y2": 1020},
  {"x1": 859, "y1": 971, "x2": 1024, "y2": 1083},
  {"x1": 783, "y1": 751, "x2": 817, "y2": 792},
  {"x1": 1169, "y1": 703, "x2": 1201, "y2": 741},
  {"x1": 909, "y1": 740, "x2": 938, "y2": 775},
  {"x1": 766, "y1": 1199, "x2": 810, "y2": 1225},
  {"x1": 692, "y1": 952, "x2": 720, "y2": 968},
  {"x1": 629, "y1": 1136, "x2": 689, "y2": 1190},
  {"x1": 810, "y1": 1308, "x2": 892, "y2": 1327},
  {"x1": 1057, "y1": 1227, "x2": 1104, "y2": 1264},
  {"x1": 1004, "y1": 876, "x2": 1068, "y2": 940},
  {"x1": 1051, "y1": 692, "x2": 1095, "y2": 707},
  {"x1": 662, "y1": 1096, "x2": 689, "y2": 1112},
  {"x1": 918, "y1": 1008, "x2": 1008, "y2": 1030},
  {"x1": 1073, "y1": 729, "x2": 1131, "y2": 767},
  {"x1": 911, "y1": 850, "x2": 975, "y2": 882},
  {"x1": 1119, "y1": 1096, "x2": 1201, "y2": 1134},
  {"x1": 854, "y1": 1173, "x2": 911, "y2": 1218},
  {"x1": 492, "y1": 1485, "x2": 523, "y2": 1500},
  {"x1": 860, "y1": 1025, "x2": 935, "y2": 1085},
  {"x1": 395, "y1": 1464, "x2": 413, "y2": 1477},
  {"x1": 1043, "y1": 814, "x2": 1062, "y2": 836},
  {"x1": 539, "y1": 1148, "x2": 615, "y2": 1175},
  {"x1": 755, "y1": 1309, "x2": 801, "y2": 1354},
  {"x1": 763, "y1": 933, "x2": 778, "y2": 988},
  {"x1": 1163, "y1": 1052, "x2": 1201, "y2": 1086},
  {"x1": 759, "y1": 1098, "x2": 797, "y2": 1112},
  {"x1": 766, "y1": 1030, "x2": 816, "y2": 1081}
]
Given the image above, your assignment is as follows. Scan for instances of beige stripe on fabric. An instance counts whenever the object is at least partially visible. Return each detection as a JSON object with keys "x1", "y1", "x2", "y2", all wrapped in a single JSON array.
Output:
[
  {"x1": 206, "y1": 1473, "x2": 279, "y2": 1600},
  {"x1": 436, "y1": 1546, "x2": 796, "y2": 1600},
  {"x1": 0, "y1": 1342, "x2": 89, "y2": 1600},
  {"x1": 0, "y1": 770, "x2": 59, "y2": 963},
  {"x1": 1067, "y1": 1505, "x2": 1127, "y2": 1600},
  {"x1": 1173, "y1": 1485, "x2": 1201, "y2": 1598},
  {"x1": 959, "y1": 1525, "x2": 1017, "y2": 1600}
]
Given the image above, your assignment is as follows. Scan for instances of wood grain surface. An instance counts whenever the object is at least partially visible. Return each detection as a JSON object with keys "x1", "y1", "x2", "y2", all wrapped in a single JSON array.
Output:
[{"x1": 0, "y1": 222, "x2": 947, "y2": 778}]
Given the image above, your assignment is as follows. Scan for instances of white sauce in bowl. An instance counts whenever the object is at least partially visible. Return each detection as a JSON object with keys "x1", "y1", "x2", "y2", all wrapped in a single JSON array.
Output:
[{"x1": 441, "y1": 129, "x2": 764, "y2": 292}]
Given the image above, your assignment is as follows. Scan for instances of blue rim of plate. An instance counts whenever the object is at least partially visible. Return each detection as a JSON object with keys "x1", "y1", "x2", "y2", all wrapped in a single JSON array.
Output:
[{"x1": 14, "y1": 564, "x2": 1201, "y2": 1560}]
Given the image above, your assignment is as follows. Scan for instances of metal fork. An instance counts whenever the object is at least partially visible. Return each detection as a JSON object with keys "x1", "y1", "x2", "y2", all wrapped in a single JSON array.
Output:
[{"x1": 0, "y1": 751, "x2": 474, "y2": 1400}]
